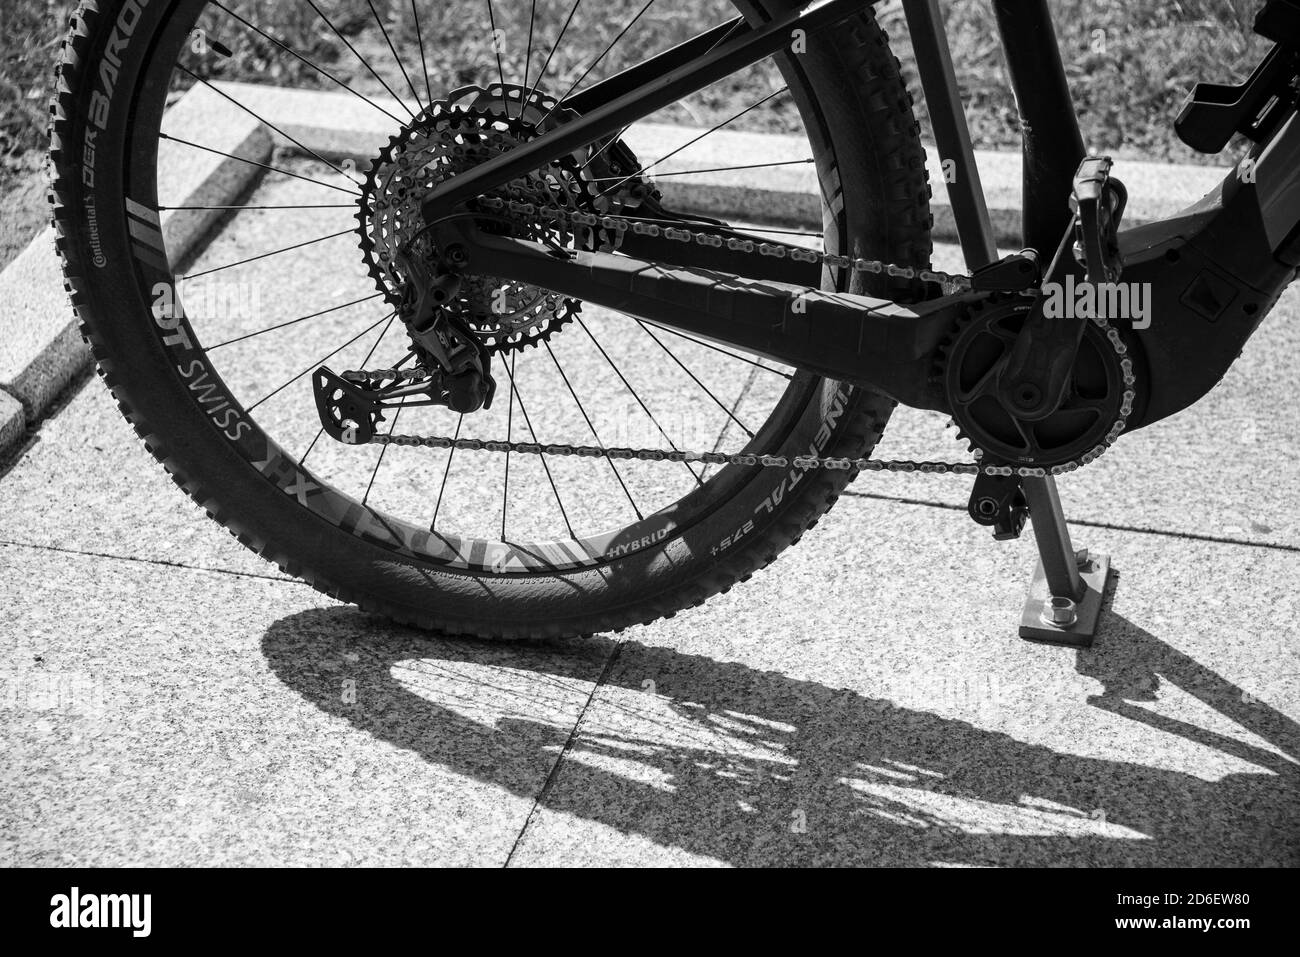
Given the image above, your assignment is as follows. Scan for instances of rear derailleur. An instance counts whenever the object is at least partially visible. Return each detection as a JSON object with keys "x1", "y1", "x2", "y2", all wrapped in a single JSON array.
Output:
[{"x1": 313, "y1": 251, "x2": 495, "y2": 445}]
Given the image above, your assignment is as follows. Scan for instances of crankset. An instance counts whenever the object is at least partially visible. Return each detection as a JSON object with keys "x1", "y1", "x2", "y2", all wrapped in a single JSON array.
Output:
[
  {"x1": 942, "y1": 296, "x2": 1135, "y2": 471},
  {"x1": 992, "y1": 156, "x2": 1129, "y2": 425}
]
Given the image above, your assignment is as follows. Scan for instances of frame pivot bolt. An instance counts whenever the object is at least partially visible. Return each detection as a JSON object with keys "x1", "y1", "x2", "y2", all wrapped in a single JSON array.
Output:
[
  {"x1": 1012, "y1": 383, "x2": 1042, "y2": 409},
  {"x1": 1041, "y1": 596, "x2": 1078, "y2": 628}
]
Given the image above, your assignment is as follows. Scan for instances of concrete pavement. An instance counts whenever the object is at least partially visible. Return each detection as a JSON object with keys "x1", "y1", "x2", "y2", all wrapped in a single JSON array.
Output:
[
  {"x1": 0, "y1": 83, "x2": 1295, "y2": 866},
  {"x1": 2, "y1": 433, "x2": 1296, "y2": 865},
  {"x1": 1, "y1": 215, "x2": 1296, "y2": 864}
]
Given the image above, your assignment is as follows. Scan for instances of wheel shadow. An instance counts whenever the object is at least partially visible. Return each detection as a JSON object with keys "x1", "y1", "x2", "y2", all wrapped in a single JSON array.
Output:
[{"x1": 261, "y1": 607, "x2": 1300, "y2": 866}]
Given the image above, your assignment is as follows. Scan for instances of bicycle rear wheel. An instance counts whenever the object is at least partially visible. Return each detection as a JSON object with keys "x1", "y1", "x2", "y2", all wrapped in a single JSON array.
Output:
[{"x1": 50, "y1": 0, "x2": 933, "y2": 637}]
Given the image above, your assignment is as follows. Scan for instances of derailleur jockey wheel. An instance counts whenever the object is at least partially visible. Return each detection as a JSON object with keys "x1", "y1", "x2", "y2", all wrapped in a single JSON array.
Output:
[
  {"x1": 942, "y1": 298, "x2": 1129, "y2": 469},
  {"x1": 355, "y1": 83, "x2": 632, "y2": 354}
]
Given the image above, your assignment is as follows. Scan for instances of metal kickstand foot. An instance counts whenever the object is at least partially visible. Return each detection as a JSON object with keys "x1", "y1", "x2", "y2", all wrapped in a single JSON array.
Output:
[{"x1": 1018, "y1": 476, "x2": 1112, "y2": 647}]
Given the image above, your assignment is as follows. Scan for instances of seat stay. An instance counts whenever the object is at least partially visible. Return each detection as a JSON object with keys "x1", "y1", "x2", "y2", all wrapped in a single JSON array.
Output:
[{"x1": 419, "y1": 0, "x2": 861, "y2": 222}]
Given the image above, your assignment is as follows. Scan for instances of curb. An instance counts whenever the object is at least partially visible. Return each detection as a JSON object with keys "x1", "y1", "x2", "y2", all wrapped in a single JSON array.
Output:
[
  {"x1": 209, "y1": 82, "x2": 1231, "y2": 240},
  {"x1": 0, "y1": 84, "x2": 271, "y2": 458},
  {"x1": 0, "y1": 80, "x2": 1231, "y2": 459}
]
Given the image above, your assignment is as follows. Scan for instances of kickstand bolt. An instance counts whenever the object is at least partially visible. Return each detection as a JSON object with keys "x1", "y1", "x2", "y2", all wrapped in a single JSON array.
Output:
[{"x1": 1041, "y1": 595, "x2": 1079, "y2": 628}]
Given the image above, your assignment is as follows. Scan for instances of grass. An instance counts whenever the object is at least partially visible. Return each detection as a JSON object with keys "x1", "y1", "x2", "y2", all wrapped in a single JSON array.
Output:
[
  {"x1": 0, "y1": 0, "x2": 1273, "y2": 198},
  {"x1": 0, "y1": 0, "x2": 66, "y2": 172},
  {"x1": 901, "y1": 0, "x2": 1268, "y2": 162}
]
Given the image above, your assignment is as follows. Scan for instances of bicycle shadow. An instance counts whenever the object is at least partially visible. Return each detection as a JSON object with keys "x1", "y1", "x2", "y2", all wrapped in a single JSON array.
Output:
[{"x1": 261, "y1": 606, "x2": 1299, "y2": 866}]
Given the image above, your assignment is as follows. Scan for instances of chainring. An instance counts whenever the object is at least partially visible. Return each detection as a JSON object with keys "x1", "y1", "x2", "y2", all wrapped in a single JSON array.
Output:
[
  {"x1": 355, "y1": 84, "x2": 622, "y2": 353},
  {"x1": 941, "y1": 297, "x2": 1130, "y2": 469}
]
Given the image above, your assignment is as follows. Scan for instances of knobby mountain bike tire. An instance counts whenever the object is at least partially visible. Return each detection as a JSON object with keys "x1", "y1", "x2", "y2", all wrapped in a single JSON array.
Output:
[{"x1": 50, "y1": 0, "x2": 933, "y2": 638}]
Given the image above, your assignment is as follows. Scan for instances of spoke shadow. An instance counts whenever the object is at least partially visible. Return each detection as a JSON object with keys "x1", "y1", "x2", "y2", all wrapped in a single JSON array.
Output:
[{"x1": 261, "y1": 606, "x2": 1299, "y2": 866}]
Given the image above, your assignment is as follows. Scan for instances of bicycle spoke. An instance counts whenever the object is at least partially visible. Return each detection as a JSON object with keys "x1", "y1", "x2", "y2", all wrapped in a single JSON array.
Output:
[
  {"x1": 540, "y1": 0, "x2": 656, "y2": 124},
  {"x1": 501, "y1": 355, "x2": 575, "y2": 540},
  {"x1": 501, "y1": 352, "x2": 516, "y2": 540},
  {"x1": 206, "y1": 293, "x2": 383, "y2": 351},
  {"x1": 430, "y1": 414, "x2": 465, "y2": 530},
  {"x1": 635, "y1": 319, "x2": 753, "y2": 438},
  {"x1": 179, "y1": 228, "x2": 355, "y2": 281},
  {"x1": 303, "y1": 0, "x2": 417, "y2": 118},
  {"x1": 589, "y1": 158, "x2": 813, "y2": 181},
  {"x1": 157, "y1": 203, "x2": 356, "y2": 211},
  {"x1": 177, "y1": 66, "x2": 362, "y2": 186},
  {"x1": 642, "y1": 320, "x2": 791, "y2": 379},
  {"x1": 363, "y1": 398, "x2": 406, "y2": 506},
  {"x1": 576, "y1": 315, "x2": 703, "y2": 487},
  {"x1": 542, "y1": 339, "x2": 643, "y2": 521},
  {"x1": 410, "y1": 0, "x2": 433, "y2": 108},
  {"x1": 711, "y1": 224, "x2": 823, "y2": 238},
  {"x1": 522, "y1": 0, "x2": 538, "y2": 110},
  {"x1": 212, "y1": 1, "x2": 406, "y2": 125},
  {"x1": 298, "y1": 427, "x2": 327, "y2": 469},
  {"x1": 526, "y1": 0, "x2": 584, "y2": 107},
  {"x1": 247, "y1": 312, "x2": 393, "y2": 413},
  {"x1": 705, "y1": 14, "x2": 747, "y2": 55},
  {"x1": 299, "y1": 313, "x2": 397, "y2": 470},
  {"x1": 597, "y1": 86, "x2": 790, "y2": 201},
  {"x1": 355, "y1": 313, "x2": 400, "y2": 373},
  {"x1": 366, "y1": 0, "x2": 423, "y2": 113},
  {"x1": 158, "y1": 133, "x2": 360, "y2": 196},
  {"x1": 153, "y1": 2, "x2": 825, "y2": 551},
  {"x1": 484, "y1": 0, "x2": 508, "y2": 95},
  {"x1": 578, "y1": 122, "x2": 633, "y2": 173}
]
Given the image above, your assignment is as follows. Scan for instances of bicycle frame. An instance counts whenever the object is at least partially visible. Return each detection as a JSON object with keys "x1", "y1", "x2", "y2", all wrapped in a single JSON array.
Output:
[{"x1": 425, "y1": 0, "x2": 1300, "y2": 435}]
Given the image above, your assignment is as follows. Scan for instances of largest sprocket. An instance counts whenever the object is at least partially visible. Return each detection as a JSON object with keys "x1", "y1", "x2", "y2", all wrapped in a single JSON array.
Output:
[{"x1": 355, "y1": 84, "x2": 617, "y2": 353}]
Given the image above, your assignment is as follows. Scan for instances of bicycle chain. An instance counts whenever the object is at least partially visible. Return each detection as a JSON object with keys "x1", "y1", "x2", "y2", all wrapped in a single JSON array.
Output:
[
  {"x1": 478, "y1": 196, "x2": 976, "y2": 292},
  {"x1": 366, "y1": 197, "x2": 1137, "y2": 479}
]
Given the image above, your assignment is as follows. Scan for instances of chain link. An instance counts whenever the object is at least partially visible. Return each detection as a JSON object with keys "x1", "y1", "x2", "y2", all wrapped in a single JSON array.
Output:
[
  {"x1": 477, "y1": 196, "x2": 975, "y2": 293},
  {"x1": 366, "y1": 198, "x2": 1137, "y2": 478}
]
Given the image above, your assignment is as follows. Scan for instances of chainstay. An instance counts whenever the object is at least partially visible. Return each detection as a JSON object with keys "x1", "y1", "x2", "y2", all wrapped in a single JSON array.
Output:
[
  {"x1": 372, "y1": 315, "x2": 1134, "y2": 481},
  {"x1": 476, "y1": 196, "x2": 975, "y2": 292}
]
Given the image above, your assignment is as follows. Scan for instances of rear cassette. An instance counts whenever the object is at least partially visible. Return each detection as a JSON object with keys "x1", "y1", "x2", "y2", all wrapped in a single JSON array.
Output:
[{"x1": 355, "y1": 84, "x2": 629, "y2": 353}]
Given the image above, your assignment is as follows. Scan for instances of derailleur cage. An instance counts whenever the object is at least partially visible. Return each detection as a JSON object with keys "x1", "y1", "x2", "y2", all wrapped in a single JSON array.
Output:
[
  {"x1": 314, "y1": 264, "x2": 497, "y2": 445},
  {"x1": 313, "y1": 352, "x2": 496, "y2": 446},
  {"x1": 312, "y1": 351, "x2": 493, "y2": 447}
]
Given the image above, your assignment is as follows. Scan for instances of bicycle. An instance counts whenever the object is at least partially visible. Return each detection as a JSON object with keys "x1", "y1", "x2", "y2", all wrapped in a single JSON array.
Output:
[{"x1": 47, "y1": 0, "x2": 1300, "y2": 644}]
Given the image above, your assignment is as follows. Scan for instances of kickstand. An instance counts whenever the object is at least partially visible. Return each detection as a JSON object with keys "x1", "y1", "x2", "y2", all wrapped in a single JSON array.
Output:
[{"x1": 1018, "y1": 476, "x2": 1112, "y2": 647}]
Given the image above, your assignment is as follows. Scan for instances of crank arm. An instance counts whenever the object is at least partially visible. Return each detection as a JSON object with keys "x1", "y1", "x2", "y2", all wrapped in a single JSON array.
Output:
[
  {"x1": 421, "y1": 0, "x2": 861, "y2": 221},
  {"x1": 994, "y1": 296, "x2": 1089, "y2": 421},
  {"x1": 440, "y1": 219, "x2": 969, "y2": 411},
  {"x1": 997, "y1": 158, "x2": 1126, "y2": 421}
]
